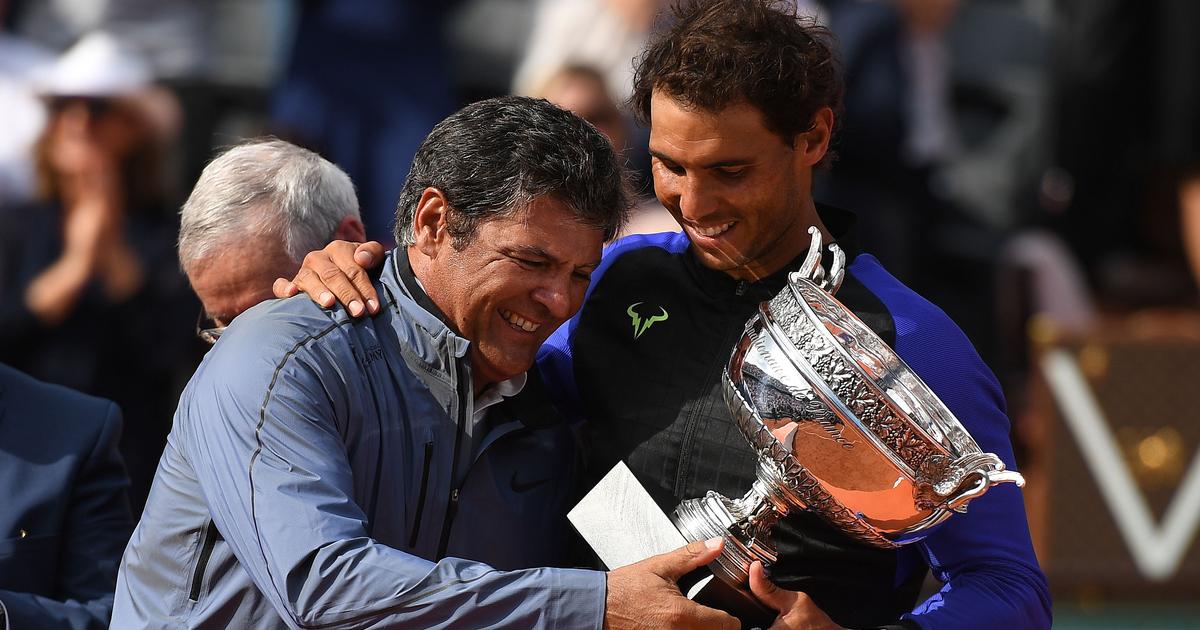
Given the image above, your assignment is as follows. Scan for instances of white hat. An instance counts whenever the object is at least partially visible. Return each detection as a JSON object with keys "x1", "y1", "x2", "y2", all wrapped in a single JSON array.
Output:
[{"x1": 36, "y1": 31, "x2": 151, "y2": 97}]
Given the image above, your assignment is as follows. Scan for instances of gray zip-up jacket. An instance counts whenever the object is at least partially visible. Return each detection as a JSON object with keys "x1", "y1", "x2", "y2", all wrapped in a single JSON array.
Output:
[{"x1": 112, "y1": 252, "x2": 605, "y2": 629}]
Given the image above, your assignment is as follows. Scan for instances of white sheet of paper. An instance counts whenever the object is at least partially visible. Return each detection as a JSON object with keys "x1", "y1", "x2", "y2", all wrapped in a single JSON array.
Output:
[{"x1": 568, "y1": 461, "x2": 688, "y2": 570}]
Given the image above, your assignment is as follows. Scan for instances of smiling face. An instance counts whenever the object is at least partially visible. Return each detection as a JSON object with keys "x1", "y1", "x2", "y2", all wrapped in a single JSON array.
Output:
[
  {"x1": 648, "y1": 91, "x2": 832, "y2": 281},
  {"x1": 412, "y1": 192, "x2": 604, "y2": 390}
]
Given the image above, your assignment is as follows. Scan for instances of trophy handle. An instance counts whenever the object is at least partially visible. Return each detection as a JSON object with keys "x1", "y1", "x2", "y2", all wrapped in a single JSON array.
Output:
[
  {"x1": 943, "y1": 468, "x2": 1025, "y2": 513},
  {"x1": 789, "y1": 227, "x2": 846, "y2": 294}
]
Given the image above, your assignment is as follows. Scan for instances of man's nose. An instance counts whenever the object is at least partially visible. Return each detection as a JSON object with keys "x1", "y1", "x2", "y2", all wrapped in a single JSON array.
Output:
[
  {"x1": 678, "y1": 176, "x2": 718, "y2": 221},
  {"x1": 532, "y1": 277, "x2": 574, "y2": 321}
]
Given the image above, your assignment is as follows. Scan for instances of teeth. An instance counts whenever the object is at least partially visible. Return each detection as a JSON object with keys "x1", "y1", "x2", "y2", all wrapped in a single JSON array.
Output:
[
  {"x1": 695, "y1": 221, "x2": 735, "y2": 237},
  {"x1": 499, "y1": 308, "x2": 540, "y2": 332}
]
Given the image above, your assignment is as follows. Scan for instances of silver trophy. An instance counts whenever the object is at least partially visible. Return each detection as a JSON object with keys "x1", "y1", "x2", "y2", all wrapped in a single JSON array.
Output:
[{"x1": 570, "y1": 227, "x2": 1024, "y2": 620}]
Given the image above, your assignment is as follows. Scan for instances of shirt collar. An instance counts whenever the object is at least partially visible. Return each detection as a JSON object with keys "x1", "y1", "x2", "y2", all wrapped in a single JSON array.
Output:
[{"x1": 471, "y1": 372, "x2": 527, "y2": 433}]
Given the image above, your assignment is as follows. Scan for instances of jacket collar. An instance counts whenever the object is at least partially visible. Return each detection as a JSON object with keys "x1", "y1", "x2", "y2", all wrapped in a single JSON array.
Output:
[
  {"x1": 379, "y1": 249, "x2": 471, "y2": 364},
  {"x1": 390, "y1": 248, "x2": 455, "y2": 328}
]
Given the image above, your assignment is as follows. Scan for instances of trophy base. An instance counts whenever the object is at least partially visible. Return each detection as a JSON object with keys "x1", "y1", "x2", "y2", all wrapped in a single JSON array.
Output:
[
  {"x1": 674, "y1": 492, "x2": 749, "y2": 586},
  {"x1": 569, "y1": 463, "x2": 776, "y2": 628}
]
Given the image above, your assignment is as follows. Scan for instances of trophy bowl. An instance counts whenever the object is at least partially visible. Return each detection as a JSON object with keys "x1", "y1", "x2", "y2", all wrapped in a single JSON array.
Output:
[{"x1": 671, "y1": 229, "x2": 1025, "y2": 588}]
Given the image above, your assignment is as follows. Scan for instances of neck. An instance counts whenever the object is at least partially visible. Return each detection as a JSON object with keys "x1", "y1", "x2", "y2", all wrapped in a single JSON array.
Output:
[{"x1": 407, "y1": 247, "x2": 493, "y2": 398}]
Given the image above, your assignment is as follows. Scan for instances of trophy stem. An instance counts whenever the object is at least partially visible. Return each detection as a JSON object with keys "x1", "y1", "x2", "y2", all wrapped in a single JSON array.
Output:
[{"x1": 672, "y1": 476, "x2": 784, "y2": 587}]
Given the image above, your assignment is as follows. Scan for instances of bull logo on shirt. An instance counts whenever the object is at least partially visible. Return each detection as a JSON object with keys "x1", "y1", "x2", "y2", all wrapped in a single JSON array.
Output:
[{"x1": 627, "y1": 302, "x2": 669, "y2": 339}]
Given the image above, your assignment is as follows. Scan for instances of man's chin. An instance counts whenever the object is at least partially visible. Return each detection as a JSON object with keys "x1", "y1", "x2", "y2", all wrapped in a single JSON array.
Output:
[
  {"x1": 692, "y1": 246, "x2": 746, "y2": 273},
  {"x1": 474, "y1": 350, "x2": 535, "y2": 385}
]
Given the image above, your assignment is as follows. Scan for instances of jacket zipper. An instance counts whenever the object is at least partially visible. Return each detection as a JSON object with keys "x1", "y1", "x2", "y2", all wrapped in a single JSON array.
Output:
[
  {"x1": 676, "y1": 313, "x2": 746, "y2": 499},
  {"x1": 188, "y1": 520, "x2": 221, "y2": 601},
  {"x1": 436, "y1": 355, "x2": 469, "y2": 559},
  {"x1": 408, "y1": 441, "x2": 435, "y2": 548}
]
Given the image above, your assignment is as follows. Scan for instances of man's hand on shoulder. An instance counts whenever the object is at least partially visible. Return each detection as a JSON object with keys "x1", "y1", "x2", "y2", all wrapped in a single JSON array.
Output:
[
  {"x1": 273, "y1": 240, "x2": 385, "y2": 317},
  {"x1": 604, "y1": 538, "x2": 738, "y2": 630},
  {"x1": 748, "y1": 561, "x2": 845, "y2": 630}
]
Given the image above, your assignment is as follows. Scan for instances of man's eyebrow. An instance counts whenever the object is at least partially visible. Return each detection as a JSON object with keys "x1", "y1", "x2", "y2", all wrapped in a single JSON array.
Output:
[
  {"x1": 508, "y1": 245, "x2": 599, "y2": 270},
  {"x1": 507, "y1": 245, "x2": 559, "y2": 262},
  {"x1": 649, "y1": 149, "x2": 753, "y2": 170},
  {"x1": 649, "y1": 149, "x2": 676, "y2": 163}
]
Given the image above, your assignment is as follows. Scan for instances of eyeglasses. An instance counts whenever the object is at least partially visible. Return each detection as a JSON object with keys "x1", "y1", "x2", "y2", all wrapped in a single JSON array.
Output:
[{"x1": 196, "y1": 310, "x2": 227, "y2": 346}]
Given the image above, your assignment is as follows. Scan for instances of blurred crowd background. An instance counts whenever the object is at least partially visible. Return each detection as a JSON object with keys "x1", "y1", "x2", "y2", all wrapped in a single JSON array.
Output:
[{"x1": 2, "y1": 0, "x2": 1199, "y2": 626}]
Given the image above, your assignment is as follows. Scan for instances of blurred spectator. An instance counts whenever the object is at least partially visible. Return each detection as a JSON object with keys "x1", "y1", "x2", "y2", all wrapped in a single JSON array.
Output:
[
  {"x1": 0, "y1": 5, "x2": 52, "y2": 204},
  {"x1": 533, "y1": 63, "x2": 678, "y2": 235},
  {"x1": 0, "y1": 31, "x2": 195, "y2": 515},
  {"x1": 513, "y1": 0, "x2": 666, "y2": 105},
  {"x1": 271, "y1": 0, "x2": 462, "y2": 243},
  {"x1": 1181, "y1": 174, "x2": 1200, "y2": 290},
  {"x1": 535, "y1": 64, "x2": 629, "y2": 151},
  {"x1": 811, "y1": 0, "x2": 1028, "y2": 364},
  {"x1": 179, "y1": 138, "x2": 365, "y2": 341},
  {"x1": 0, "y1": 361, "x2": 134, "y2": 629},
  {"x1": 1041, "y1": 0, "x2": 1200, "y2": 305},
  {"x1": 813, "y1": 0, "x2": 960, "y2": 282},
  {"x1": 8, "y1": 0, "x2": 212, "y2": 80}
]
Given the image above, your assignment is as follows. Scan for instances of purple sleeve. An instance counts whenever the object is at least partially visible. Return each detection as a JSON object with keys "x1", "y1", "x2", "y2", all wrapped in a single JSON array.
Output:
[{"x1": 850, "y1": 255, "x2": 1052, "y2": 630}]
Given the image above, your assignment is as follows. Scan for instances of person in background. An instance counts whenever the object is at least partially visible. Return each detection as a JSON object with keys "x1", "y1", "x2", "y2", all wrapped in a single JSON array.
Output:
[
  {"x1": 270, "y1": 0, "x2": 462, "y2": 243},
  {"x1": 0, "y1": 31, "x2": 193, "y2": 516},
  {"x1": 533, "y1": 63, "x2": 677, "y2": 235},
  {"x1": 178, "y1": 138, "x2": 366, "y2": 345},
  {"x1": 0, "y1": 361, "x2": 134, "y2": 629},
  {"x1": 514, "y1": 0, "x2": 667, "y2": 106},
  {"x1": 0, "y1": 0, "x2": 53, "y2": 204}
]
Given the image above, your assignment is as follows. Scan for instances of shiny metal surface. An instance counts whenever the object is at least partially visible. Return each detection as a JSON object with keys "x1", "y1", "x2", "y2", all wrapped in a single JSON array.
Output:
[{"x1": 672, "y1": 227, "x2": 1024, "y2": 586}]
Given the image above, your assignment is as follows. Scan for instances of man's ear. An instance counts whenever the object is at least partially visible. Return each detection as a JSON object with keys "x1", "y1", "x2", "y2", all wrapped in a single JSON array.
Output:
[
  {"x1": 333, "y1": 216, "x2": 367, "y2": 243},
  {"x1": 796, "y1": 106, "x2": 834, "y2": 167},
  {"x1": 412, "y1": 187, "x2": 451, "y2": 258}
]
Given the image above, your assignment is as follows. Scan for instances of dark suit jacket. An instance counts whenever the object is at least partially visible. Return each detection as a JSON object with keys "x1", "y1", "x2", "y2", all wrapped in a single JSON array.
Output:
[{"x1": 0, "y1": 363, "x2": 134, "y2": 629}]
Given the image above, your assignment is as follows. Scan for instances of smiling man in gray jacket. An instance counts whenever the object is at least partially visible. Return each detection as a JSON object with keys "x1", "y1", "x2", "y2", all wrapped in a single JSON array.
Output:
[{"x1": 112, "y1": 96, "x2": 737, "y2": 629}]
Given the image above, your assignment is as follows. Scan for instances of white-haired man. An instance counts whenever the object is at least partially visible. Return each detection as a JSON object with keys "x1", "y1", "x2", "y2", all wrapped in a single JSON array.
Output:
[{"x1": 178, "y1": 138, "x2": 366, "y2": 344}]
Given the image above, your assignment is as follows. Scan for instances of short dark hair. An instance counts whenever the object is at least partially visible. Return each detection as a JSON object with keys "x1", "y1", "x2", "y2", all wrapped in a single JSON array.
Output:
[
  {"x1": 394, "y1": 96, "x2": 631, "y2": 246},
  {"x1": 631, "y1": 0, "x2": 843, "y2": 165}
]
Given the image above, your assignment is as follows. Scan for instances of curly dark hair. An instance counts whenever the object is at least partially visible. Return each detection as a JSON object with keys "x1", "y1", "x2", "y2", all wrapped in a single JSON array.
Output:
[
  {"x1": 631, "y1": 0, "x2": 843, "y2": 166},
  {"x1": 394, "y1": 96, "x2": 631, "y2": 247}
]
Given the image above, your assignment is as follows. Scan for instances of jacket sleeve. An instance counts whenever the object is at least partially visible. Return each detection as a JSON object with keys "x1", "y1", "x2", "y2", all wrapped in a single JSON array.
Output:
[
  {"x1": 0, "y1": 401, "x2": 134, "y2": 630},
  {"x1": 892, "y1": 307, "x2": 1052, "y2": 630},
  {"x1": 181, "y1": 321, "x2": 606, "y2": 630}
]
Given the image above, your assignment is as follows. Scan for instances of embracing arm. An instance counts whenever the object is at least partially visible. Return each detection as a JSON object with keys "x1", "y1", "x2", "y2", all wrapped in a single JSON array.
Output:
[
  {"x1": 0, "y1": 401, "x2": 134, "y2": 630},
  {"x1": 272, "y1": 240, "x2": 384, "y2": 316},
  {"x1": 182, "y1": 331, "x2": 603, "y2": 629},
  {"x1": 185, "y1": 324, "x2": 733, "y2": 630}
]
